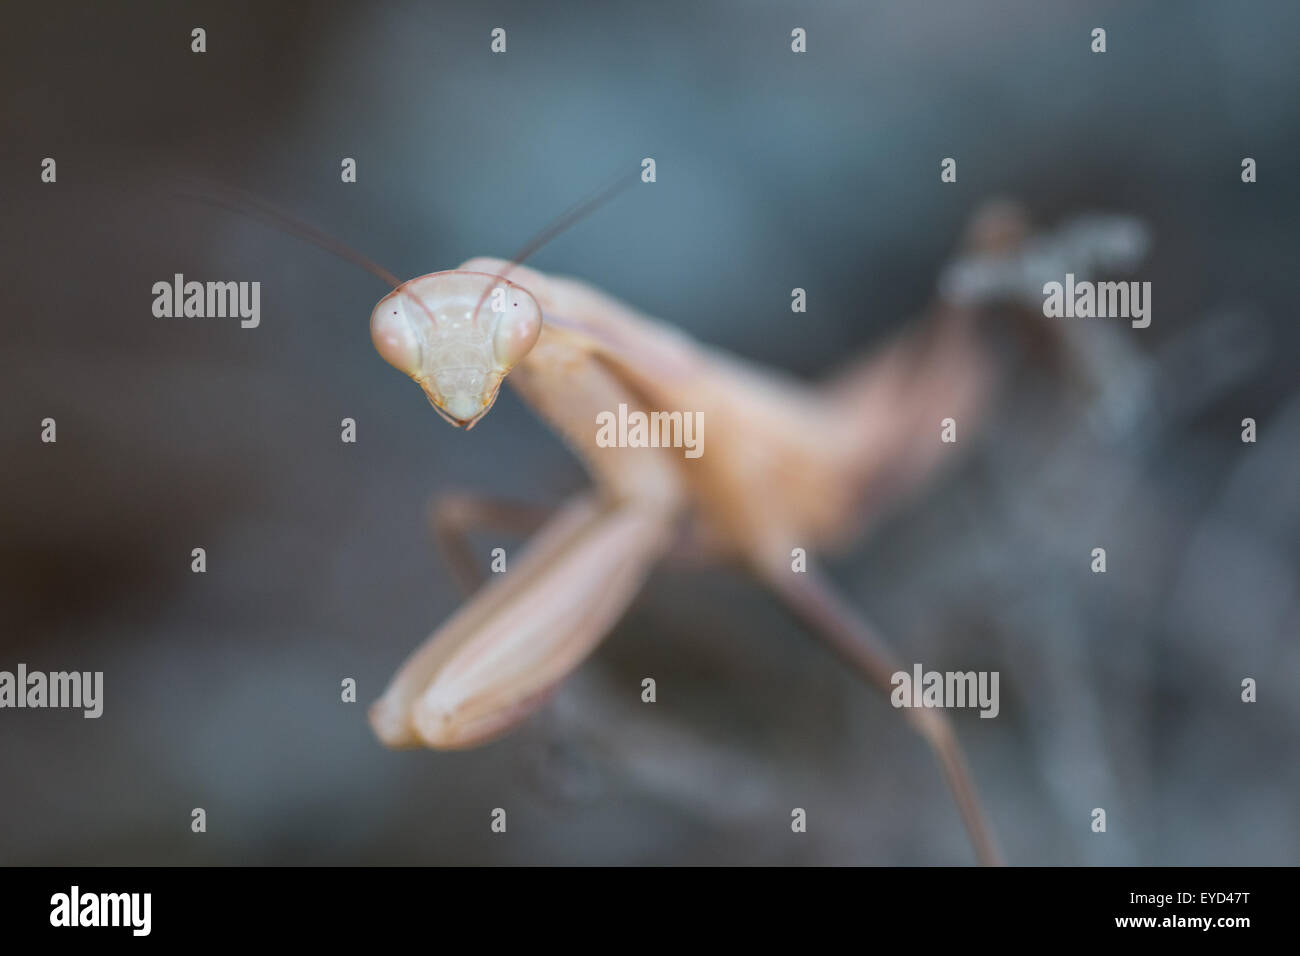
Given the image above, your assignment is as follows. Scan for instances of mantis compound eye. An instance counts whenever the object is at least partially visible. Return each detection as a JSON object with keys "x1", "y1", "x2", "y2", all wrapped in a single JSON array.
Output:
[
  {"x1": 491, "y1": 293, "x2": 543, "y2": 369},
  {"x1": 370, "y1": 295, "x2": 422, "y2": 376},
  {"x1": 369, "y1": 271, "x2": 542, "y2": 428}
]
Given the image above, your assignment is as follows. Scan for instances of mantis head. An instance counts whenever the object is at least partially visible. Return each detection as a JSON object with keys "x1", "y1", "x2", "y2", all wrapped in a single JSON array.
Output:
[
  {"x1": 370, "y1": 271, "x2": 542, "y2": 429},
  {"x1": 187, "y1": 175, "x2": 627, "y2": 429}
]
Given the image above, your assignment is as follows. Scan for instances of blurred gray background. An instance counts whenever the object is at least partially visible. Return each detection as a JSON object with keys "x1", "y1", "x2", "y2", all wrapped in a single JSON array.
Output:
[{"x1": 1, "y1": 0, "x2": 1297, "y2": 864}]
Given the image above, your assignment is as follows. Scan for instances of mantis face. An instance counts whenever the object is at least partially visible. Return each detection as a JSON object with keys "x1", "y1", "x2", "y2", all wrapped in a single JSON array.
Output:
[{"x1": 370, "y1": 271, "x2": 542, "y2": 429}]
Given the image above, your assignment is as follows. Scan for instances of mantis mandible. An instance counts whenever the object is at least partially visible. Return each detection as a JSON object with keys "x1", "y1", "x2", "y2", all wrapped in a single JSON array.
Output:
[{"x1": 190, "y1": 175, "x2": 1142, "y2": 865}]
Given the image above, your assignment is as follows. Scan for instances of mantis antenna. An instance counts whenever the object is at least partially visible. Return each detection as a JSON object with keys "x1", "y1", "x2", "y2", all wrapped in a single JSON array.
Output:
[
  {"x1": 170, "y1": 175, "x2": 406, "y2": 290},
  {"x1": 170, "y1": 166, "x2": 647, "y2": 407},
  {"x1": 469, "y1": 164, "x2": 642, "y2": 321},
  {"x1": 500, "y1": 166, "x2": 641, "y2": 283},
  {"x1": 172, "y1": 166, "x2": 640, "y2": 328}
]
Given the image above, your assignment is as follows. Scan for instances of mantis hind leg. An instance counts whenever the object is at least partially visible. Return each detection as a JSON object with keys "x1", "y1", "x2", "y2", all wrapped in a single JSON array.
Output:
[{"x1": 758, "y1": 560, "x2": 1004, "y2": 866}]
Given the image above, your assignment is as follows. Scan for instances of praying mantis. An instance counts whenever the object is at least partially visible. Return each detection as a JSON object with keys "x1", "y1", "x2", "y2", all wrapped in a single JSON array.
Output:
[{"x1": 193, "y1": 175, "x2": 1146, "y2": 866}]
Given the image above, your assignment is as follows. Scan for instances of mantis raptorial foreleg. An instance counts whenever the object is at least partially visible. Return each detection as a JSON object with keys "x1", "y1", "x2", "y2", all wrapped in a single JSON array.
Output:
[
  {"x1": 373, "y1": 491, "x2": 677, "y2": 748},
  {"x1": 371, "y1": 329, "x2": 685, "y2": 750},
  {"x1": 430, "y1": 493, "x2": 724, "y2": 601},
  {"x1": 428, "y1": 494, "x2": 555, "y2": 594}
]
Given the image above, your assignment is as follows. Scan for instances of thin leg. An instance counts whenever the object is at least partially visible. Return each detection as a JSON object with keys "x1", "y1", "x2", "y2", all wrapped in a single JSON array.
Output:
[
  {"x1": 371, "y1": 493, "x2": 676, "y2": 750},
  {"x1": 428, "y1": 493, "x2": 554, "y2": 595},
  {"x1": 759, "y1": 561, "x2": 1004, "y2": 866}
]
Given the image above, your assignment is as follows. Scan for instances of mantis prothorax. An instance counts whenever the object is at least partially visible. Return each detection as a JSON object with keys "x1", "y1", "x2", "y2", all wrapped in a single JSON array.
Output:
[{"x1": 190, "y1": 174, "x2": 1144, "y2": 865}]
